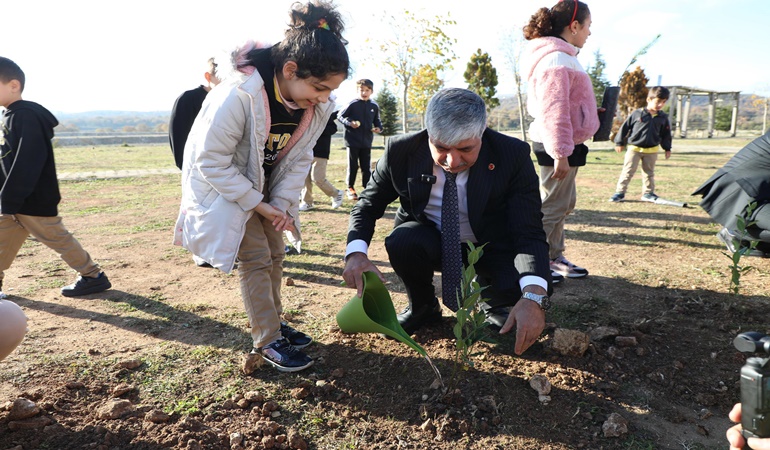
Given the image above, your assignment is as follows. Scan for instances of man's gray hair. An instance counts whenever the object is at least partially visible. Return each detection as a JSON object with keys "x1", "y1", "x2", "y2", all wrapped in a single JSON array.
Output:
[{"x1": 425, "y1": 88, "x2": 487, "y2": 146}]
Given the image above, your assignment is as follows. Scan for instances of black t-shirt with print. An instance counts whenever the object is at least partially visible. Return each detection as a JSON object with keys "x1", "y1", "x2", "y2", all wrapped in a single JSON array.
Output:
[{"x1": 252, "y1": 47, "x2": 304, "y2": 177}]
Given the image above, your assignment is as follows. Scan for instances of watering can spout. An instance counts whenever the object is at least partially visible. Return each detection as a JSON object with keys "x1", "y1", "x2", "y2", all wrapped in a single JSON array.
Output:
[{"x1": 336, "y1": 271, "x2": 427, "y2": 356}]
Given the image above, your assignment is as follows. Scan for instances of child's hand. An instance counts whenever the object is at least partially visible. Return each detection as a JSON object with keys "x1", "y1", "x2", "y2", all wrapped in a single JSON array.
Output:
[
  {"x1": 254, "y1": 203, "x2": 295, "y2": 232},
  {"x1": 615, "y1": 146, "x2": 624, "y2": 153},
  {"x1": 664, "y1": 150, "x2": 671, "y2": 160},
  {"x1": 372, "y1": 127, "x2": 381, "y2": 133},
  {"x1": 351, "y1": 120, "x2": 360, "y2": 128}
]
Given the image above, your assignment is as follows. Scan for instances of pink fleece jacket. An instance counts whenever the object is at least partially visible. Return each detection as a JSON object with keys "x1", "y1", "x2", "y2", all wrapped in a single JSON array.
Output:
[{"x1": 524, "y1": 36, "x2": 599, "y2": 159}]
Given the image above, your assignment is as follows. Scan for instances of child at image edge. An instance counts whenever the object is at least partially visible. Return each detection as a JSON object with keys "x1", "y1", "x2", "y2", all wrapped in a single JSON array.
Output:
[
  {"x1": 173, "y1": 1, "x2": 349, "y2": 373},
  {"x1": 0, "y1": 56, "x2": 111, "y2": 300},
  {"x1": 610, "y1": 86, "x2": 672, "y2": 203}
]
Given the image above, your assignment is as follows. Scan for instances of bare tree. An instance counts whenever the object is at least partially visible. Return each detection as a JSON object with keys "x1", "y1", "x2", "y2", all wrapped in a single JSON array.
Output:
[
  {"x1": 368, "y1": 10, "x2": 456, "y2": 133},
  {"x1": 500, "y1": 28, "x2": 528, "y2": 141}
]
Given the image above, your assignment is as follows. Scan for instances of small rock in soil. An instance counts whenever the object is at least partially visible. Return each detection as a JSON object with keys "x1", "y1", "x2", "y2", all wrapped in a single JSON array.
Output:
[
  {"x1": 287, "y1": 429, "x2": 308, "y2": 450},
  {"x1": 242, "y1": 351, "x2": 264, "y2": 375},
  {"x1": 97, "y1": 399, "x2": 134, "y2": 420},
  {"x1": 8, "y1": 398, "x2": 41, "y2": 420},
  {"x1": 111, "y1": 383, "x2": 135, "y2": 397},
  {"x1": 552, "y1": 329, "x2": 590, "y2": 356},
  {"x1": 589, "y1": 326, "x2": 619, "y2": 341},
  {"x1": 602, "y1": 412, "x2": 629, "y2": 438},
  {"x1": 145, "y1": 410, "x2": 170, "y2": 423},
  {"x1": 244, "y1": 391, "x2": 265, "y2": 402},
  {"x1": 7, "y1": 416, "x2": 53, "y2": 431},
  {"x1": 116, "y1": 358, "x2": 142, "y2": 370}
]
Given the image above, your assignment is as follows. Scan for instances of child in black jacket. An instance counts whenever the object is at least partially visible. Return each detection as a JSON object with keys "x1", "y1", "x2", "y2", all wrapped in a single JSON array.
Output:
[
  {"x1": 338, "y1": 79, "x2": 382, "y2": 200},
  {"x1": 609, "y1": 86, "x2": 672, "y2": 203},
  {"x1": 0, "y1": 56, "x2": 111, "y2": 298}
]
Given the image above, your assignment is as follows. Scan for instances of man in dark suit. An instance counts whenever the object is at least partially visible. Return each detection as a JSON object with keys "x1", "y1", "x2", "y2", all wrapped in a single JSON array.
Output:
[
  {"x1": 342, "y1": 88, "x2": 552, "y2": 356},
  {"x1": 693, "y1": 130, "x2": 770, "y2": 257}
]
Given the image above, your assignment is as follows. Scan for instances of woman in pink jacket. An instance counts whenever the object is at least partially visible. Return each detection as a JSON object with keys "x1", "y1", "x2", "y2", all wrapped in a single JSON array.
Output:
[{"x1": 523, "y1": 0, "x2": 599, "y2": 284}]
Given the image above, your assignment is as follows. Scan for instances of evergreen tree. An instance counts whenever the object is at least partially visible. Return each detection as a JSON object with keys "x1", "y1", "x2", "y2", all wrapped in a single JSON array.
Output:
[
  {"x1": 586, "y1": 49, "x2": 611, "y2": 105},
  {"x1": 464, "y1": 49, "x2": 500, "y2": 112},
  {"x1": 374, "y1": 82, "x2": 400, "y2": 137}
]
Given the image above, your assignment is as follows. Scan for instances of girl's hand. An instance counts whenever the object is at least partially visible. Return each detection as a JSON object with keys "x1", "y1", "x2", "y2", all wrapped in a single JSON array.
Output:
[
  {"x1": 254, "y1": 203, "x2": 295, "y2": 232},
  {"x1": 551, "y1": 157, "x2": 571, "y2": 180}
]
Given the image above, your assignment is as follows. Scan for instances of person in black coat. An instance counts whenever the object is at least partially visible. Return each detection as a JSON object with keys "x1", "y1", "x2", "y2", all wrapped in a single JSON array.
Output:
[
  {"x1": 299, "y1": 110, "x2": 344, "y2": 210},
  {"x1": 693, "y1": 130, "x2": 770, "y2": 257},
  {"x1": 168, "y1": 57, "x2": 220, "y2": 170},
  {"x1": 342, "y1": 88, "x2": 552, "y2": 356}
]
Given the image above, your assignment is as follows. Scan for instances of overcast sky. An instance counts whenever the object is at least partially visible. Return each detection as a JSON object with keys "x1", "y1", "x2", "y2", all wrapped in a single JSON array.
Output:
[{"x1": 3, "y1": 0, "x2": 769, "y2": 113}]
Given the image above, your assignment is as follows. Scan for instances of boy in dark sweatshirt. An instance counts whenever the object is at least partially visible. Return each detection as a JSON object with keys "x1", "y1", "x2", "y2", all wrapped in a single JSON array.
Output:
[
  {"x1": 338, "y1": 79, "x2": 382, "y2": 200},
  {"x1": 610, "y1": 86, "x2": 673, "y2": 203},
  {"x1": 0, "y1": 56, "x2": 111, "y2": 298}
]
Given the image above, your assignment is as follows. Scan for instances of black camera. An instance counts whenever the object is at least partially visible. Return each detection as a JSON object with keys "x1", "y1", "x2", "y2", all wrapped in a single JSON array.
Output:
[{"x1": 734, "y1": 332, "x2": 770, "y2": 443}]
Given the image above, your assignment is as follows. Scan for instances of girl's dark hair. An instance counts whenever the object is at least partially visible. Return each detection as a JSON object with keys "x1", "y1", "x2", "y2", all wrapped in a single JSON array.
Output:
[
  {"x1": 523, "y1": 1, "x2": 590, "y2": 40},
  {"x1": 248, "y1": 1, "x2": 350, "y2": 80}
]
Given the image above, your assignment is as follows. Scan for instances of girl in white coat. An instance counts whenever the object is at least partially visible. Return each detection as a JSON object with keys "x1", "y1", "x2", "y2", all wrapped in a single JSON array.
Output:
[{"x1": 175, "y1": 1, "x2": 349, "y2": 372}]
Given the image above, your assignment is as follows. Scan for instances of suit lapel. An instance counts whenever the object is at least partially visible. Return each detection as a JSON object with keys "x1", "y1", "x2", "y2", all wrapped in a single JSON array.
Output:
[{"x1": 467, "y1": 135, "x2": 493, "y2": 233}]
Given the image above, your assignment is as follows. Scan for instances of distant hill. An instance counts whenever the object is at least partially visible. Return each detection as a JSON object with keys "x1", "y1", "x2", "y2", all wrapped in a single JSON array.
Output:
[
  {"x1": 52, "y1": 90, "x2": 768, "y2": 136},
  {"x1": 56, "y1": 111, "x2": 170, "y2": 134}
]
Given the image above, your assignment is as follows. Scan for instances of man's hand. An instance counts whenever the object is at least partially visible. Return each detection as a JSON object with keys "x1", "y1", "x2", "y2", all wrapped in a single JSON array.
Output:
[
  {"x1": 342, "y1": 252, "x2": 385, "y2": 298},
  {"x1": 615, "y1": 145, "x2": 624, "y2": 153},
  {"x1": 551, "y1": 157, "x2": 570, "y2": 180},
  {"x1": 372, "y1": 127, "x2": 382, "y2": 133},
  {"x1": 499, "y1": 295, "x2": 546, "y2": 355},
  {"x1": 664, "y1": 150, "x2": 671, "y2": 160},
  {"x1": 727, "y1": 403, "x2": 770, "y2": 450},
  {"x1": 254, "y1": 202, "x2": 295, "y2": 232}
]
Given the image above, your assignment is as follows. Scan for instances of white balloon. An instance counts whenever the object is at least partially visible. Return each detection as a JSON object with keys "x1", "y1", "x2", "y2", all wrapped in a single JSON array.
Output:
[{"x1": 0, "y1": 300, "x2": 28, "y2": 362}]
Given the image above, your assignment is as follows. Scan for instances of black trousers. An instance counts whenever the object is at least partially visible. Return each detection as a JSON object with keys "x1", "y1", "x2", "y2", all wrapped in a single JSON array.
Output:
[
  {"x1": 384, "y1": 221, "x2": 522, "y2": 310},
  {"x1": 346, "y1": 146, "x2": 371, "y2": 189}
]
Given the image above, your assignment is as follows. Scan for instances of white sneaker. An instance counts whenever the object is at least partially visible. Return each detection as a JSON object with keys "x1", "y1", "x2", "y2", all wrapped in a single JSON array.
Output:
[
  {"x1": 550, "y1": 256, "x2": 589, "y2": 278},
  {"x1": 298, "y1": 202, "x2": 313, "y2": 211},
  {"x1": 331, "y1": 190, "x2": 344, "y2": 209}
]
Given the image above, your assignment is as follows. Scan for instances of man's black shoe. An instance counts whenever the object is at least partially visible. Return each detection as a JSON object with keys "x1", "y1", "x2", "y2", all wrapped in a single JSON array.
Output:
[
  {"x1": 717, "y1": 227, "x2": 770, "y2": 257},
  {"x1": 397, "y1": 301, "x2": 442, "y2": 335},
  {"x1": 482, "y1": 305, "x2": 511, "y2": 332}
]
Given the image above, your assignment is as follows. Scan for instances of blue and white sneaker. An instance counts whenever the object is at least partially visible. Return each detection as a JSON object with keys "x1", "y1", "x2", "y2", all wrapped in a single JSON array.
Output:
[
  {"x1": 257, "y1": 338, "x2": 313, "y2": 372},
  {"x1": 280, "y1": 322, "x2": 313, "y2": 349}
]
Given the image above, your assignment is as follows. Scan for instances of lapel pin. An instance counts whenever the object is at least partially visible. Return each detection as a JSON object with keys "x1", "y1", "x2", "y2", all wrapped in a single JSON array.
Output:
[{"x1": 488, "y1": 163, "x2": 495, "y2": 171}]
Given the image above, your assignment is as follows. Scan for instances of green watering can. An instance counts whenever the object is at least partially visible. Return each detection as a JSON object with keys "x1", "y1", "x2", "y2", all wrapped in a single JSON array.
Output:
[{"x1": 336, "y1": 271, "x2": 427, "y2": 357}]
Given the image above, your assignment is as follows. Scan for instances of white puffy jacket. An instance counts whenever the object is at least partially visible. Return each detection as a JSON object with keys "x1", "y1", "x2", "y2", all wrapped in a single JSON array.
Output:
[{"x1": 173, "y1": 67, "x2": 335, "y2": 273}]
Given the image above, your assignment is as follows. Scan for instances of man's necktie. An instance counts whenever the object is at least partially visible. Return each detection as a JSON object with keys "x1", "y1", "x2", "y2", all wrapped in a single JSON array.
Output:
[{"x1": 441, "y1": 171, "x2": 462, "y2": 311}]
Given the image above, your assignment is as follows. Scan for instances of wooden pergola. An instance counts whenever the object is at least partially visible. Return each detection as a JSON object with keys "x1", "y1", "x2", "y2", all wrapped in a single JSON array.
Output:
[{"x1": 667, "y1": 86, "x2": 741, "y2": 138}]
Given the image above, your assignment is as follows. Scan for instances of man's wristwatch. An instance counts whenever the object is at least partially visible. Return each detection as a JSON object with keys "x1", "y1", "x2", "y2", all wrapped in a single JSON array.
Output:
[{"x1": 522, "y1": 292, "x2": 551, "y2": 311}]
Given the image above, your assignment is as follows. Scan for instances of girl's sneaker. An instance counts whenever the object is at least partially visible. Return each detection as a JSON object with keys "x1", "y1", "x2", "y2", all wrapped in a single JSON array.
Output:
[
  {"x1": 280, "y1": 322, "x2": 313, "y2": 349},
  {"x1": 256, "y1": 338, "x2": 313, "y2": 372}
]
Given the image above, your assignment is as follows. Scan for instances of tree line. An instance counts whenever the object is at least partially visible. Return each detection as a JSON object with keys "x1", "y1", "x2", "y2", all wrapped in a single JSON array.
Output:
[{"x1": 56, "y1": 11, "x2": 768, "y2": 137}]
